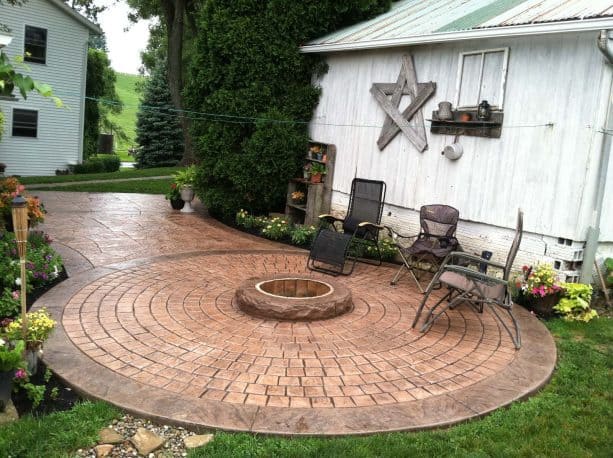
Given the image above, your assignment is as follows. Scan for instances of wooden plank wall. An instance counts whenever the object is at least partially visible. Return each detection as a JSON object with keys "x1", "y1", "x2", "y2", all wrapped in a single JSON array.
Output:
[{"x1": 309, "y1": 32, "x2": 612, "y2": 245}]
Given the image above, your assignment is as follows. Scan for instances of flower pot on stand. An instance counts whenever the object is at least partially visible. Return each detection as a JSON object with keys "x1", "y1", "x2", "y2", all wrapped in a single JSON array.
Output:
[
  {"x1": 530, "y1": 293, "x2": 561, "y2": 319},
  {"x1": 310, "y1": 173, "x2": 322, "y2": 184},
  {"x1": 180, "y1": 186, "x2": 195, "y2": 213},
  {"x1": 0, "y1": 370, "x2": 14, "y2": 411}
]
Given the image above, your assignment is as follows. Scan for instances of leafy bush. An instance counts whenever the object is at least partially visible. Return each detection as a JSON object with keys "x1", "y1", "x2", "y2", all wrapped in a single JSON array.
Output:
[
  {"x1": 73, "y1": 155, "x2": 120, "y2": 174},
  {"x1": 135, "y1": 62, "x2": 184, "y2": 168},
  {"x1": 0, "y1": 177, "x2": 46, "y2": 229},
  {"x1": 290, "y1": 225, "x2": 317, "y2": 247},
  {"x1": 554, "y1": 283, "x2": 598, "y2": 322},
  {"x1": 186, "y1": 1, "x2": 392, "y2": 221},
  {"x1": 261, "y1": 216, "x2": 292, "y2": 241},
  {"x1": 605, "y1": 257, "x2": 613, "y2": 287}
]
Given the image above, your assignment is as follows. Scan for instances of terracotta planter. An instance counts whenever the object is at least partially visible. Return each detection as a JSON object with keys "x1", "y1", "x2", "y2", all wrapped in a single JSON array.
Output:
[{"x1": 310, "y1": 173, "x2": 322, "y2": 183}]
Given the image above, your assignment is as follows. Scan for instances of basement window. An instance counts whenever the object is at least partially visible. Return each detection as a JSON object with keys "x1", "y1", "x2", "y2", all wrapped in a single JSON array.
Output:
[
  {"x1": 454, "y1": 48, "x2": 509, "y2": 110},
  {"x1": 24, "y1": 25, "x2": 47, "y2": 64},
  {"x1": 12, "y1": 109, "x2": 38, "y2": 137}
]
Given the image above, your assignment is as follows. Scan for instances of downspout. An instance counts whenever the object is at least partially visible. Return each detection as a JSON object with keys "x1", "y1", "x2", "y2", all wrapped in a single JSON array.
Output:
[{"x1": 581, "y1": 30, "x2": 613, "y2": 282}]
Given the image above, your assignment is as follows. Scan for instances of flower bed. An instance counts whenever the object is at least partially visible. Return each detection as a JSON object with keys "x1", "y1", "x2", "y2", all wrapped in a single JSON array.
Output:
[{"x1": 235, "y1": 210, "x2": 399, "y2": 261}]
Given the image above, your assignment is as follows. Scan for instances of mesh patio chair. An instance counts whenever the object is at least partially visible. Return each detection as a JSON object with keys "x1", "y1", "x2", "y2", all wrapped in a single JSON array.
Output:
[
  {"x1": 388, "y1": 204, "x2": 460, "y2": 292},
  {"x1": 412, "y1": 209, "x2": 524, "y2": 349},
  {"x1": 307, "y1": 178, "x2": 386, "y2": 276}
]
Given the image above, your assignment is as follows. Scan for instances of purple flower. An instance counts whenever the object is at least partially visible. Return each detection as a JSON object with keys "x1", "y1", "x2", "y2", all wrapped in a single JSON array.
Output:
[{"x1": 14, "y1": 369, "x2": 27, "y2": 380}]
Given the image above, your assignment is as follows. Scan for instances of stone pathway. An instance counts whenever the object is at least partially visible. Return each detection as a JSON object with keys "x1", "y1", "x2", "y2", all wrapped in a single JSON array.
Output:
[{"x1": 35, "y1": 192, "x2": 557, "y2": 435}]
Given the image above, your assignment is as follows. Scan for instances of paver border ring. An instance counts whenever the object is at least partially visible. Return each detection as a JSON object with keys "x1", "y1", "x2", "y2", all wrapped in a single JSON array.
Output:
[{"x1": 39, "y1": 250, "x2": 557, "y2": 436}]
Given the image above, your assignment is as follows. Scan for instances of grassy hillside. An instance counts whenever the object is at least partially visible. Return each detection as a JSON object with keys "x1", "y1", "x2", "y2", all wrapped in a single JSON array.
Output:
[{"x1": 109, "y1": 73, "x2": 146, "y2": 161}]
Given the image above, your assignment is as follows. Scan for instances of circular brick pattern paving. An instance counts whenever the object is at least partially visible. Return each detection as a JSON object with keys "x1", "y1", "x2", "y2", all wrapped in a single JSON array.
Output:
[{"x1": 46, "y1": 250, "x2": 556, "y2": 435}]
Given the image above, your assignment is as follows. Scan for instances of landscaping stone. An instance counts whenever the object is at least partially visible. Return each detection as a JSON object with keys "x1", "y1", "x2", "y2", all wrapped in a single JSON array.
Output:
[
  {"x1": 94, "y1": 444, "x2": 113, "y2": 457},
  {"x1": 99, "y1": 427, "x2": 124, "y2": 444},
  {"x1": 183, "y1": 434, "x2": 214, "y2": 449},
  {"x1": 0, "y1": 400, "x2": 18, "y2": 425},
  {"x1": 131, "y1": 428, "x2": 165, "y2": 455}
]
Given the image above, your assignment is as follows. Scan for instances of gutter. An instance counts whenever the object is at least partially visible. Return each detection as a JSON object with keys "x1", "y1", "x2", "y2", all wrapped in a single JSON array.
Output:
[
  {"x1": 581, "y1": 30, "x2": 613, "y2": 283},
  {"x1": 301, "y1": 18, "x2": 613, "y2": 54}
]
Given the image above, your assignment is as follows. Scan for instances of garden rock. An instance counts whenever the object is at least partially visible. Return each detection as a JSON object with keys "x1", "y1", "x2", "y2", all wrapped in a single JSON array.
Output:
[
  {"x1": 98, "y1": 427, "x2": 124, "y2": 444},
  {"x1": 94, "y1": 444, "x2": 113, "y2": 457},
  {"x1": 131, "y1": 427, "x2": 165, "y2": 455},
  {"x1": 0, "y1": 400, "x2": 18, "y2": 425},
  {"x1": 183, "y1": 434, "x2": 214, "y2": 449}
]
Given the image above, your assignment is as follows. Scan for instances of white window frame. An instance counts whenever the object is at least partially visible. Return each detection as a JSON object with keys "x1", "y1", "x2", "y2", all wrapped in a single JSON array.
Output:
[{"x1": 454, "y1": 47, "x2": 509, "y2": 110}]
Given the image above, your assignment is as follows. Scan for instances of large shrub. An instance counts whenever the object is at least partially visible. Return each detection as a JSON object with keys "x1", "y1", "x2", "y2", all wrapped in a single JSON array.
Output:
[
  {"x1": 185, "y1": 1, "x2": 391, "y2": 221},
  {"x1": 72, "y1": 155, "x2": 120, "y2": 174},
  {"x1": 135, "y1": 62, "x2": 184, "y2": 168}
]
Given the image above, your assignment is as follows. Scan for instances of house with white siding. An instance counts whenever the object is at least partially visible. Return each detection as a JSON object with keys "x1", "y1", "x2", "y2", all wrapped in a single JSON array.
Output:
[
  {"x1": 302, "y1": 0, "x2": 613, "y2": 282},
  {"x1": 0, "y1": 0, "x2": 101, "y2": 176}
]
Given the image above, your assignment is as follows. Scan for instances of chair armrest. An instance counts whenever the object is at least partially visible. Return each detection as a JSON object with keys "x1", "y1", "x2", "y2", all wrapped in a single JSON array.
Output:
[
  {"x1": 443, "y1": 265, "x2": 508, "y2": 286},
  {"x1": 358, "y1": 221, "x2": 385, "y2": 230},
  {"x1": 386, "y1": 226, "x2": 419, "y2": 241},
  {"x1": 319, "y1": 214, "x2": 343, "y2": 224},
  {"x1": 443, "y1": 251, "x2": 506, "y2": 270}
]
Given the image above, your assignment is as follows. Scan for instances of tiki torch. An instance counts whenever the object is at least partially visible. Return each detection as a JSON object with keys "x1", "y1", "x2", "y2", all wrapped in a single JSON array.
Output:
[{"x1": 11, "y1": 195, "x2": 28, "y2": 340}]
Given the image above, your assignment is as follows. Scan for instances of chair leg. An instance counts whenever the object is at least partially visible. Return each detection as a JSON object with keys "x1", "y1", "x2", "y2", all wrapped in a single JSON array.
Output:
[
  {"x1": 489, "y1": 300, "x2": 522, "y2": 349},
  {"x1": 391, "y1": 251, "x2": 425, "y2": 293},
  {"x1": 411, "y1": 274, "x2": 449, "y2": 328},
  {"x1": 419, "y1": 294, "x2": 466, "y2": 333}
]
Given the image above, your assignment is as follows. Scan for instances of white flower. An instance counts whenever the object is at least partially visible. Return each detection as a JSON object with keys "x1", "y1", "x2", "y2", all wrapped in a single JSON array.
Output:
[
  {"x1": 0, "y1": 338, "x2": 5, "y2": 347},
  {"x1": 15, "y1": 278, "x2": 21, "y2": 286}
]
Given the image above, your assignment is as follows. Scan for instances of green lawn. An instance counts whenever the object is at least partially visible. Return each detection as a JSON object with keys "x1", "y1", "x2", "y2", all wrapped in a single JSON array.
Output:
[
  {"x1": 1, "y1": 318, "x2": 611, "y2": 457},
  {"x1": 20, "y1": 167, "x2": 181, "y2": 186},
  {"x1": 109, "y1": 72, "x2": 146, "y2": 161},
  {"x1": 38, "y1": 179, "x2": 172, "y2": 194}
]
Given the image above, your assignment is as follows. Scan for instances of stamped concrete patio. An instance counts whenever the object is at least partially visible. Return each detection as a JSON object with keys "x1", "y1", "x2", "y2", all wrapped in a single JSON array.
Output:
[{"x1": 34, "y1": 192, "x2": 556, "y2": 435}]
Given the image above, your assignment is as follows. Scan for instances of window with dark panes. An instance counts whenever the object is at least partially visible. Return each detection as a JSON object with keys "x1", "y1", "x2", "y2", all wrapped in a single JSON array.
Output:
[
  {"x1": 12, "y1": 109, "x2": 38, "y2": 137},
  {"x1": 24, "y1": 26, "x2": 47, "y2": 64}
]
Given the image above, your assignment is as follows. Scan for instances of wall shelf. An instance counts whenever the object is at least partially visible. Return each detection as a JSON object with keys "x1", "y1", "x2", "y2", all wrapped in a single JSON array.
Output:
[
  {"x1": 429, "y1": 109, "x2": 503, "y2": 138},
  {"x1": 285, "y1": 142, "x2": 336, "y2": 226}
]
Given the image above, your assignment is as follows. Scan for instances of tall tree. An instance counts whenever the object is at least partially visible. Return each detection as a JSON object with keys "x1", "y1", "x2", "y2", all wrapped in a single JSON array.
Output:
[
  {"x1": 83, "y1": 48, "x2": 124, "y2": 158},
  {"x1": 128, "y1": 0, "x2": 196, "y2": 165},
  {"x1": 185, "y1": 0, "x2": 392, "y2": 220},
  {"x1": 135, "y1": 61, "x2": 184, "y2": 168}
]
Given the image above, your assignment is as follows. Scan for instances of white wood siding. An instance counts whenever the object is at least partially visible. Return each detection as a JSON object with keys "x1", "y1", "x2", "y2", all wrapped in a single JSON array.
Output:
[
  {"x1": 309, "y1": 32, "x2": 613, "y2": 250},
  {"x1": 0, "y1": 0, "x2": 90, "y2": 176}
]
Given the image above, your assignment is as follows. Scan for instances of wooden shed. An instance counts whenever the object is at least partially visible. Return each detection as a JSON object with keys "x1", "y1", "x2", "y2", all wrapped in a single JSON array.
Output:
[{"x1": 302, "y1": 0, "x2": 613, "y2": 282}]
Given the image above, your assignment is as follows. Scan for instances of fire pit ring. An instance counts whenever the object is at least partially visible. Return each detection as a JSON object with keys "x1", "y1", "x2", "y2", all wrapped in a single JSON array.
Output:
[{"x1": 235, "y1": 274, "x2": 353, "y2": 321}]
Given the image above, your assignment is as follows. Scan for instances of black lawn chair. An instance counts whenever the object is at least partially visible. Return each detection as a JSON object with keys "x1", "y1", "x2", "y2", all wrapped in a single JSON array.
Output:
[
  {"x1": 307, "y1": 178, "x2": 386, "y2": 276},
  {"x1": 413, "y1": 209, "x2": 524, "y2": 349},
  {"x1": 388, "y1": 205, "x2": 460, "y2": 292}
]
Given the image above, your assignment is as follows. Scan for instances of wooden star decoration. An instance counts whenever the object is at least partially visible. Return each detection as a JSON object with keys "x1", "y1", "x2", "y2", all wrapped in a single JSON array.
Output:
[{"x1": 370, "y1": 54, "x2": 436, "y2": 152}]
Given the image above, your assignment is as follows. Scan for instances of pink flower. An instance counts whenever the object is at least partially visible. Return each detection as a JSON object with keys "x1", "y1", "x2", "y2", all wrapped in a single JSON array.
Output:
[
  {"x1": 11, "y1": 290, "x2": 19, "y2": 300},
  {"x1": 14, "y1": 369, "x2": 27, "y2": 380}
]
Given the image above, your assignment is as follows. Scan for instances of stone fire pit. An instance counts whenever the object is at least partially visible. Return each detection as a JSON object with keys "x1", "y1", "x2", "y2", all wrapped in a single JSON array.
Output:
[{"x1": 235, "y1": 274, "x2": 353, "y2": 321}]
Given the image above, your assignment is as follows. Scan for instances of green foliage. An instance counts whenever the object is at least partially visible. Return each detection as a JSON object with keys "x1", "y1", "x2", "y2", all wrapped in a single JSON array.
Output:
[
  {"x1": 0, "y1": 51, "x2": 62, "y2": 106},
  {"x1": 0, "y1": 339, "x2": 23, "y2": 372},
  {"x1": 0, "y1": 288, "x2": 18, "y2": 318},
  {"x1": 290, "y1": 224, "x2": 317, "y2": 247},
  {"x1": 605, "y1": 257, "x2": 613, "y2": 287},
  {"x1": 554, "y1": 283, "x2": 598, "y2": 322},
  {"x1": 172, "y1": 165, "x2": 197, "y2": 188},
  {"x1": 261, "y1": 216, "x2": 292, "y2": 240},
  {"x1": 38, "y1": 179, "x2": 172, "y2": 194},
  {"x1": 19, "y1": 166, "x2": 180, "y2": 185},
  {"x1": 108, "y1": 73, "x2": 146, "y2": 161},
  {"x1": 0, "y1": 401, "x2": 121, "y2": 457},
  {"x1": 186, "y1": 0, "x2": 392, "y2": 221},
  {"x1": 73, "y1": 155, "x2": 121, "y2": 174},
  {"x1": 84, "y1": 49, "x2": 125, "y2": 158},
  {"x1": 135, "y1": 61, "x2": 184, "y2": 168}
]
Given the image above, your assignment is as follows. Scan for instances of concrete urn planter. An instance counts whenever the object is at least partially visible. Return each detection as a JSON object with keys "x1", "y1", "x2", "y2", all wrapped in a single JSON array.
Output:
[{"x1": 180, "y1": 186, "x2": 195, "y2": 213}]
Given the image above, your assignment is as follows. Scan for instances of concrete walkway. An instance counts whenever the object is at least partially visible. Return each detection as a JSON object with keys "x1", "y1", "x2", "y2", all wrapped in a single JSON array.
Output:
[{"x1": 34, "y1": 191, "x2": 557, "y2": 435}]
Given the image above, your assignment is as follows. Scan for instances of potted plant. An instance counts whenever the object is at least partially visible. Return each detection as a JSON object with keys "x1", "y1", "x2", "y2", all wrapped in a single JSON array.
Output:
[
  {"x1": 172, "y1": 165, "x2": 197, "y2": 213},
  {"x1": 511, "y1": 264, "x2": 563, "y2": 318},
  {"x1": 0, "y1": 338, "x2": 24, "y2": 411},
  {"x1": 309, "y1": 162, "x2": 327, "y2": 183},
  {"x1": 291, "y1": 190, "x2": 305, "y2": 205},
  {"x1": 4, "y1": 308, "x2": 56, "y2": 374},
  {"x1": 165, "y1": 182, "x2": 185, "y2": 210}
]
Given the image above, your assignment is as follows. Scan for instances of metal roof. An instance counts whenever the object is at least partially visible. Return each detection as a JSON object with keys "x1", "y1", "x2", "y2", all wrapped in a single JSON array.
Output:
[{"x1": 302, "y1": 0, "x2": 613, "y2": 52}]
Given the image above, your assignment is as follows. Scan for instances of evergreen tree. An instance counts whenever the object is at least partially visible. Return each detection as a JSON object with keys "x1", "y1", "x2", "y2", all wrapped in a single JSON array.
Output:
[
  {"x1": 185, "y1": 1, "x2": 391, "y2": 221},
  {"x1": 135, "y1": 62, "x2": 184, "y2": 168}
]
